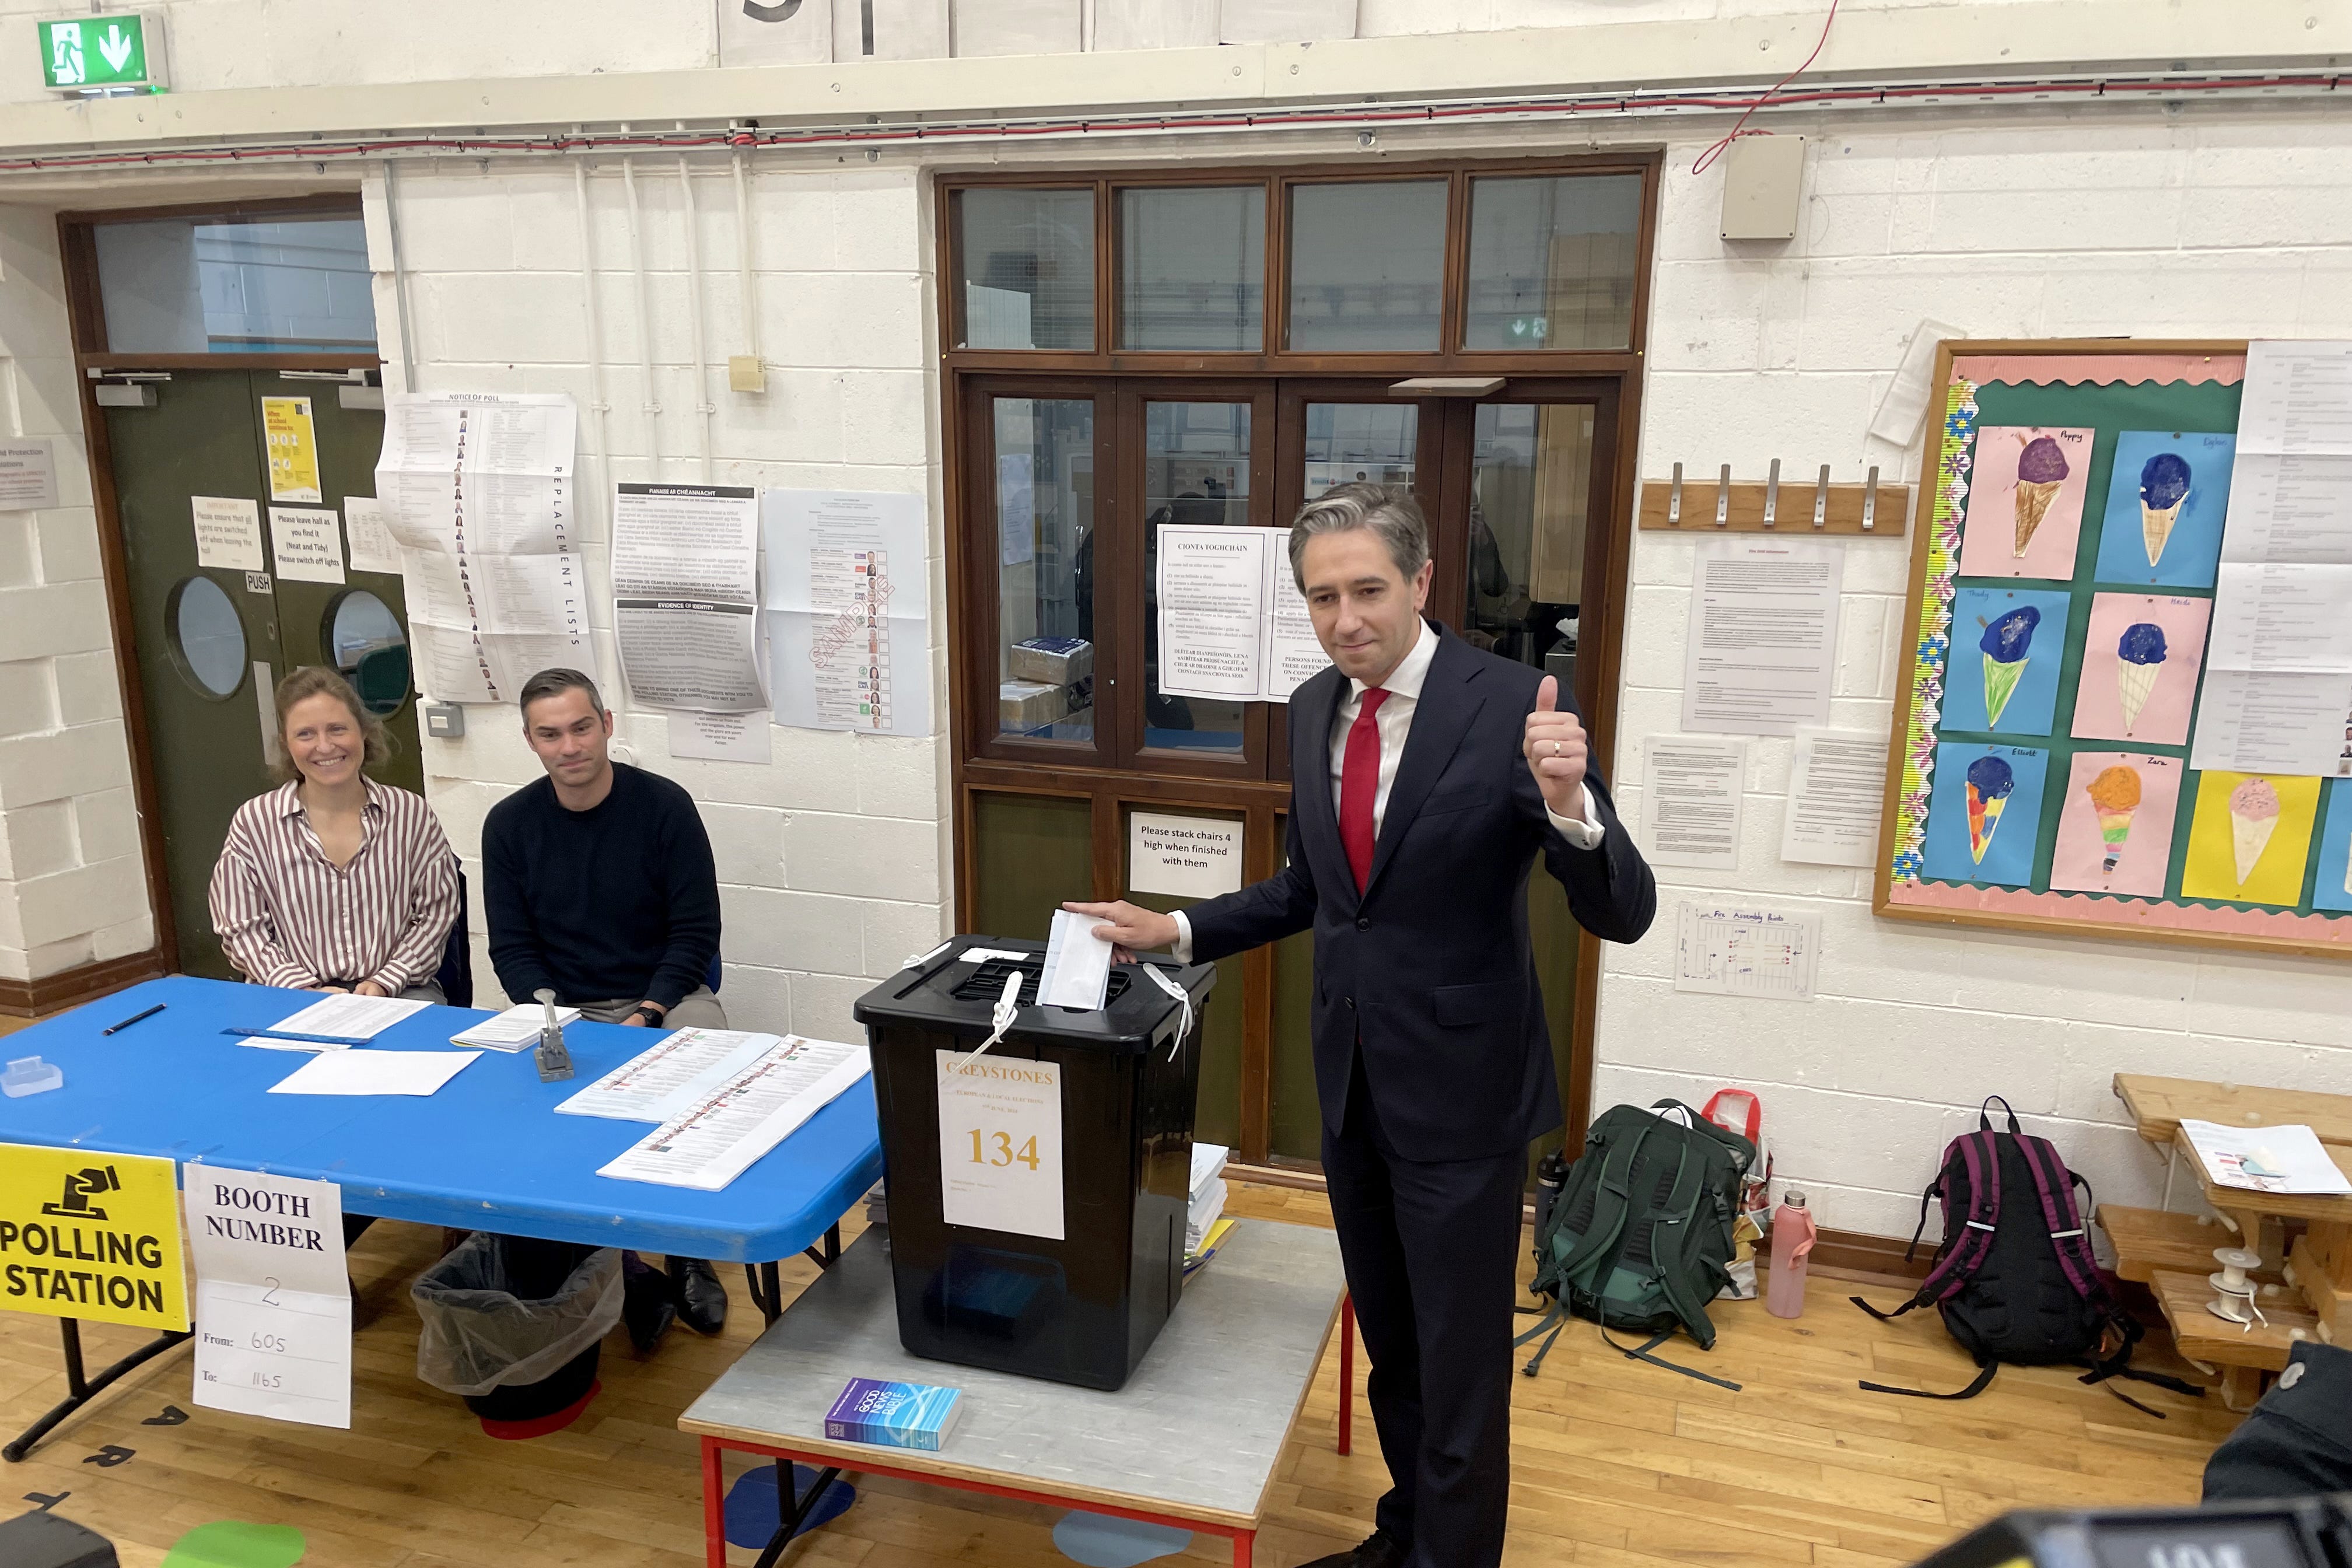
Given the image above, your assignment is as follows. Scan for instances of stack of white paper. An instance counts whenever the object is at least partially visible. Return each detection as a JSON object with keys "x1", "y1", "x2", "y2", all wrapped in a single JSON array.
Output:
[
  {"x1": 264, "y1": 992, "x2": 429, "y2": 1042},
  {"x1": 1188, "y1": 1142, "x2": 1231, "y2": 1254},
  {"x1": 450, "y1": 1002, "x2": 582, "y2": 1052}
]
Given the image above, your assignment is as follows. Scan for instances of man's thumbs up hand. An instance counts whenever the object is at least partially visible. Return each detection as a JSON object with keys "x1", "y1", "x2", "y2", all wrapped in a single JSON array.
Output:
[{"x1": 1522, "y1": 675, "x2": 1588, "y2": 821}]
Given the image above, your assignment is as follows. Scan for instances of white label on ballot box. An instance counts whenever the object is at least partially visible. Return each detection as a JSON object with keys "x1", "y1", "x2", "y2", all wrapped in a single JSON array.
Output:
[
  {"x1": 936, "y1": 1049, "x2": 1065, "y2": 1241},
  {"x1": 186, "y1": 1166, "x2": 352, "y2": 1430}
]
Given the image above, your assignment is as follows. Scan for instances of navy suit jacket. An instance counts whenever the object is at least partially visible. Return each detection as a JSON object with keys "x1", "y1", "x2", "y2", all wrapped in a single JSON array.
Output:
[{"x1": 1186, "y1": 624, "x2": 1656, "y2": 1163}]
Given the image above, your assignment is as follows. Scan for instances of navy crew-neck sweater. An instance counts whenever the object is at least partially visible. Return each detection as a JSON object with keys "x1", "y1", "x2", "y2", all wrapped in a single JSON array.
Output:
[{"x1": 481, "y1": 762, "x2": 720, "y2": 1012}]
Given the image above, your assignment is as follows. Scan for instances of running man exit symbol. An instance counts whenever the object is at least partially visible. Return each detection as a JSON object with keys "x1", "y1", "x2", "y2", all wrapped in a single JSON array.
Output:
[{"x1": 37, "y1": 14, "x2": 163, "y2": 90}]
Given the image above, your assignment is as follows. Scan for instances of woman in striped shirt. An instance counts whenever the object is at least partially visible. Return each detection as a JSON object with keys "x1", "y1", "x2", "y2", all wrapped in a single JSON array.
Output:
[{"x1": 208, "y1": 667, "x2": 460, "y2": 1000}]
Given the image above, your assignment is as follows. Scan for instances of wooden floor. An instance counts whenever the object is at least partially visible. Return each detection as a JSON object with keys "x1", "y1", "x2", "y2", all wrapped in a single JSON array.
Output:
[{"x1": 2, "y1": 1182, "x2": 2240, "y2": 1568}]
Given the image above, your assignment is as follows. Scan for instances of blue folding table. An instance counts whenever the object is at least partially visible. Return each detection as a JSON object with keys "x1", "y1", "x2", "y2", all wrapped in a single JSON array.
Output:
[{"x1": 0, "y1": 974, "x2": 885, "y2": 1460}]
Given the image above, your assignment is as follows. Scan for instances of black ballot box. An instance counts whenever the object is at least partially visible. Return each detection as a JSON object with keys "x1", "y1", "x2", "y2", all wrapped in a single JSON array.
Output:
[{"x1": 853, "y1": 936, "x2": 1214, "y2": 1391}]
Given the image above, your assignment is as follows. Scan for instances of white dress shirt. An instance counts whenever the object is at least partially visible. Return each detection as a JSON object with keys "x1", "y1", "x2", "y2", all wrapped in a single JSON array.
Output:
[{"x1": 1173, "y1": 620, "x2": 1601, "y2": 959}]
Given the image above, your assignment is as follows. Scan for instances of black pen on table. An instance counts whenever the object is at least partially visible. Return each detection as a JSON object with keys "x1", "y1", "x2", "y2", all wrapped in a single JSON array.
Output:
[{"x1": 102, "y1": 1003, "x2": 166, "y2": 1035}]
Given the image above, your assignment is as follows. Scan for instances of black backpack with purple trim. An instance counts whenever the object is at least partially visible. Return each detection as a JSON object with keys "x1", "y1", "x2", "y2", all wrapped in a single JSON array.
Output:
[{"x1": 1850, "y1": 1097, "x2": 2199, "y2": 1413}]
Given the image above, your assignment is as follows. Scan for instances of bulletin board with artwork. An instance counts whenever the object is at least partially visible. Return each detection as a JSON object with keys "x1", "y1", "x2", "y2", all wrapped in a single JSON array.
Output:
[{"x1": 1875, "y1": 338, "x2": 2352, "y2": 958}]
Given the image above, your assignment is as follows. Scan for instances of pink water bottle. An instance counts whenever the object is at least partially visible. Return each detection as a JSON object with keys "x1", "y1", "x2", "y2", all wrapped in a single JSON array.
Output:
[{"x1": 1765, "y1": 1191, "x2": 1817, "y2": 1318}]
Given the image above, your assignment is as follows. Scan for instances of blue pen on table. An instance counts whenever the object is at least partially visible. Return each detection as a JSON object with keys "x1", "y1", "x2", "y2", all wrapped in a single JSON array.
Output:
[
  {"x1": 220, "y1": 1026, "x2": 381, "y2": 1048},
  {"x1": 102, "y1": 1003, "x2": 166, "y2": 1035}
]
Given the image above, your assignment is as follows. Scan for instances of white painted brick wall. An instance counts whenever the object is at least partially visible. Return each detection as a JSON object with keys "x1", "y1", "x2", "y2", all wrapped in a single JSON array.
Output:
[
  {"x1": 0, "y1": 205, "x2": 145, "y2": 984},
  {"x1": 382, "y1": 161, "x2": 949, "y2": 1045},
  {"x1": 1598, "y1": 117, "x2": 2352, "y2": 1244}
]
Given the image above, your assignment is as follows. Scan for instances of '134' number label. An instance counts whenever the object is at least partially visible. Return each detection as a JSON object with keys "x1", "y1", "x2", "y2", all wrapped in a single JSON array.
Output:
[{"x1": 967, "y1": 1129, "x2": 1041, "y2": 1171}]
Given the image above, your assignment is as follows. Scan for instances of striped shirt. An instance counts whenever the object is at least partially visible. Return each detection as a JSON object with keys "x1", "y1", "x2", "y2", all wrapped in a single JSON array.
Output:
[{"x1": 208, "y1": 779, "x2": 461, "y2": 992}]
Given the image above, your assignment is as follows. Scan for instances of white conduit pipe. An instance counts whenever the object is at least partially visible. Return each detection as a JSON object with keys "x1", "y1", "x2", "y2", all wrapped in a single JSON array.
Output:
[
  {"x1": 732, "y1": 146, "x2": 761, "y2": 380},
  {"x1": 618, "y1": 148, "x2": 665, "y2": 481},
  {"x1": 572, "y1": 160, "x2": 616, "y2": 524},
  {"x1": 573, "y1": 160, "x2": 624, "y2": 699},
  {"x1": 678, "y1": 152, "x2": 715, "y2": 484},
  {"x1": 380, "y1": 158, "x2": 418, "y2": 392}
]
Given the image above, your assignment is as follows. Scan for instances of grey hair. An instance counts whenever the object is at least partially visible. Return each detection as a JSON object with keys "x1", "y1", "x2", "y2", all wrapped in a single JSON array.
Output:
[
  {"x1": 519, "y1": 666, "x2": 606, "y2": 718},
  {"x1": 1287, "y1": 482, "x2": 1430, "y2": 591}
]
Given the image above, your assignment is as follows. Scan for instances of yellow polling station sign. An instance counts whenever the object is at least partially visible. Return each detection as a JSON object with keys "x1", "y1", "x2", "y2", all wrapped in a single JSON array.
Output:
[
  {"x1": 261, "y1": 395, "x2": 322, "y2": 503},
  {"x1": 0, "y1": 1143, "x2": 189, "y2": 1331}
]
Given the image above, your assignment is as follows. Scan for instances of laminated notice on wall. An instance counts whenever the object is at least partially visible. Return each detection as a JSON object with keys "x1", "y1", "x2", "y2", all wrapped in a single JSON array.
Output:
[
  {"x1": 612, "y1": 483, "x2": 766, "y2": 712},
  {"x1": 373, "y1": 391, "x2": 584, "y2": 705},
  {"x1": 261, "y1": 396, "x2": 323, "y2": 503},
  {"x1": 1156, "y1": 524, "x2": 1329, "y2": 703}
]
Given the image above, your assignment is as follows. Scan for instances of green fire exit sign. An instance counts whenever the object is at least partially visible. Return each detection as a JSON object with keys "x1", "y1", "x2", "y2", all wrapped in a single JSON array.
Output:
[{"x1": 37, "y1": 14, "x2": 165, "y2": 92}]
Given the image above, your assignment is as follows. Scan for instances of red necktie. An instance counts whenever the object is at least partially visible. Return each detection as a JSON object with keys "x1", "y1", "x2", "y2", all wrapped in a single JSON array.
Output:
[{"x1": 1339, "y1": 688, "x2": 1391, "y2": 892}]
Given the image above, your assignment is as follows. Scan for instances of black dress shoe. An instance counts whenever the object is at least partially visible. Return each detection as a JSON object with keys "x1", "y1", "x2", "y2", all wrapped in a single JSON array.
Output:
[
  {"x1": 670, "y1": 1256, "x2": 730, "y2": 1336},
  {"x1": 1294, "y1": 1529, "x2": 1407, "y2": 1568},
  {"x1": 621, "y1": 1255, "x2": 677, "y2": 1352}
]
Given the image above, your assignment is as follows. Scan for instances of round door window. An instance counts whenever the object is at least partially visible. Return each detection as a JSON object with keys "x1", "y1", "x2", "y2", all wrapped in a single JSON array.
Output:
[
  {"x1": 326, "y1": 590, "x2": 410, "y2": 715},
  {"x1": 168, "y1": 575, "x2": 246, "y2": 698}
]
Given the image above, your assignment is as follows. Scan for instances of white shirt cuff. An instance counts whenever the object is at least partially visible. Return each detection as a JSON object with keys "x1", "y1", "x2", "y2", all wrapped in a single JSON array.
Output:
[
  {"x1": 1546, "y1": 783, "x2": 1607, "y2": 850},
  {"x1": 1171, "y1": 910, "x2": 1195, "y2": 964}
]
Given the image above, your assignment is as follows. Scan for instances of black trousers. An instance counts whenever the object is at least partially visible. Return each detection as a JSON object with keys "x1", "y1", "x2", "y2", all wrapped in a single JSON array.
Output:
[{"x1": 1322, "y1": 1048, "x2": 1527, "y2": 1568}]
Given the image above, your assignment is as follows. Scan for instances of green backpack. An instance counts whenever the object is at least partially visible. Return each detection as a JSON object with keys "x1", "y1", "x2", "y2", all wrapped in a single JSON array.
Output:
[{"x1": 1516, "y1": 1100, "x2": 1756, "y2": 1384}]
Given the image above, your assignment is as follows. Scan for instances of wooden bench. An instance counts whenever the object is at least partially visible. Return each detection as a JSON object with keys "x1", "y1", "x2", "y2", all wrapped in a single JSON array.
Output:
[{"x1": 2101, "y1": 1074, "x2": 2352, "y2": 1410}]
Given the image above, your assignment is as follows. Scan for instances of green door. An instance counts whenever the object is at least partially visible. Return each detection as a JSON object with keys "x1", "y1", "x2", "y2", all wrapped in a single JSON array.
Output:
[{"x1": 104, "y1": 368, "x2": 415, "y2": 978}]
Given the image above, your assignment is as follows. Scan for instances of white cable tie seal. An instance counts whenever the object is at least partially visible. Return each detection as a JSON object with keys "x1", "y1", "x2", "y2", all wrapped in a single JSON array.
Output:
[
  {"x1": 1139, "y1": 961, "x2": 1193, "y2": 1062},
  {"x1": 903, "y1": 938, "x2": 953, "y2": 972},
  {"x1": 951, "y1": 970, "x2": 1024, "y2": 1074}
]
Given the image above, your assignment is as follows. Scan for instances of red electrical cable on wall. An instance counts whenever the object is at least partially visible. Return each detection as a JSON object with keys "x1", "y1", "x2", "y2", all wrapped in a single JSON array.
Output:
[{"x1": 1692, "y1": 0, "x2": 1842, "y2": 176}]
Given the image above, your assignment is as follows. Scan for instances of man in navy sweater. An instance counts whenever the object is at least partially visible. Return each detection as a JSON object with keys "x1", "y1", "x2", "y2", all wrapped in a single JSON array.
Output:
[
  {"x1": 483, "y1": 666, "x2": 729, "y2": 1344},
  {"x1": 1071, "y1": 485, "x2": 1655, "y2": 1568}
]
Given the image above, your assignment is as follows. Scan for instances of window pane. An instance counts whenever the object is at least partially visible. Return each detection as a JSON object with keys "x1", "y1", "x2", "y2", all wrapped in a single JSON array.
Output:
[
  {"x1": 1302, "y1": 404, "x2": 1417, "y2": 501},
  {"x1": 957, "y1": 188, "x2": 1096, "y2": 351},
  {"x1": 96, "y1": 215, "x2": 376, "y2": 354},
  {"x1": 1143, "y1": 402, "x2": 1252, "y2": 755},
  {"x1": 1466, "y1": 402, "x2": 1594, "y2": 682},
  {"x1": 1120, "y1": 187, "x2": 1265, "y2": 351},
  {"x1": 1464, "y1": 174, "x2": 1643, "y2": 351},
  {"x1": 995, "y1": 397, "x2": 1097, "y2": 741},
  {"x1": 1286, "y1": 180, "x2": 1447, "y2": 352}
]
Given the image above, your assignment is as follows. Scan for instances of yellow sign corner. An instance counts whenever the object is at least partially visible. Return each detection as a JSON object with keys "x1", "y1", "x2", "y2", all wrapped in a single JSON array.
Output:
[{"x1": 0, "y1": 1143, "x2": 189, "y2": 1331}]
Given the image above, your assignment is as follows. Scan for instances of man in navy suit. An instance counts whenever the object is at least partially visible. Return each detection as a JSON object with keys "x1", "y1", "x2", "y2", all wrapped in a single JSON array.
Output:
[{"x1": 1070, "y1": 483, "x2": 1656, "y2": 1568}]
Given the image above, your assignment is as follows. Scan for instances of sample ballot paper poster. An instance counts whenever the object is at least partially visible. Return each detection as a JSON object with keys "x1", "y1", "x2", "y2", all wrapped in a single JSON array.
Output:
[
  {"x1": 374, "y1": 391, "x2": 585, "y2": 705},
  {"x1": 936, "y1": 1051, "x2": 1065, "y2": 1241},
  {"x1": 188, "y1": 1167, "x2": 352, "y2": 1429},
  {"x1": 612, "y1": 483, "x2": 766, "y2": 712},
  {"x1": 763, "y1": 488, "x2": 933, "y2": 737},
  {"x1": 1882, "y1": 340, "x2": 2352, "y2": 956}
]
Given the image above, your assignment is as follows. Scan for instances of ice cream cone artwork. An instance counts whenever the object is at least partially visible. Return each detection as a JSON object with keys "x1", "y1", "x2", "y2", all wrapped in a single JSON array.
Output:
[
  {"x1": 2139, "y1": 450, "x2": 2191, "y2": 567},
  {"x1": 2228, "y1": 778, "x2": 2281, "y2": 887},
  {"x1": 2013, "y1": 435, "x2": 2071, "y2": 556},
  {"x1": 2086, "y1": 765, "x2": 2142, "y2": 876},
  {"x1": 1978, "y1": 607, "x2": 2039, "y2": 728},
  {"x1": 2116, "y1": 622, "x2": 2168, "y2": 736},
  {"x1": 1965, "y1": 755, "x2": 2015, "y2": 866}
]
